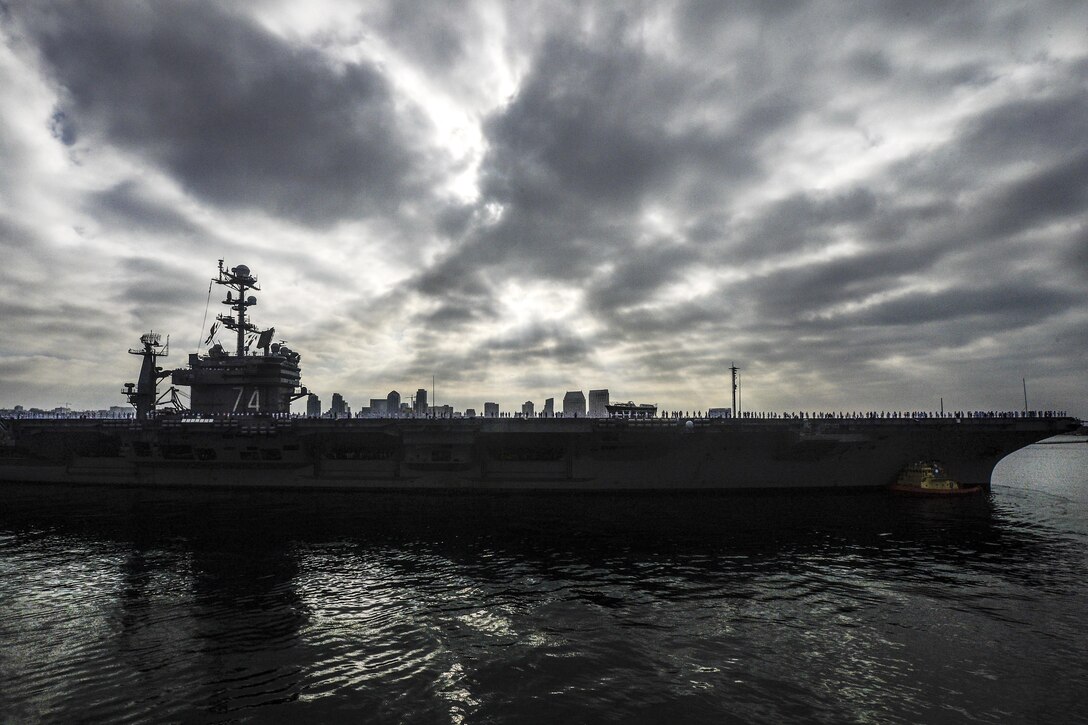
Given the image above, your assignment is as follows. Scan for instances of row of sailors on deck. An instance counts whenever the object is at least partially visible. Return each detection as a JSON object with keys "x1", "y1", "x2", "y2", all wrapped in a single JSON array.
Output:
[
  {"x1": 651, "y1": 409, "x2": 1070, "y2": 420},
  {"x1": 147, "y1": 409, "x2": 1070, "y2": 420},
  {"x1": 735, "y1": 410, "x2": 1069, "y2": 420}
]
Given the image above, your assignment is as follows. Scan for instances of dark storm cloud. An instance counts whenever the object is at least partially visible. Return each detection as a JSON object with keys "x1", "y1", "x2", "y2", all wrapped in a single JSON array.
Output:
[
  {"x1": 482, "y1": 39, "x2": 677, "y2": 209},
  {"x1": 16, "y1": 1, "x2": 442, "y2": 226},
  {"x1": 408, "y1": 259, "x2": 500, "y2": 331},
  {"x1": 889, "y1": 89, "x2": 1088, "y2": 201},
  {"x1": 974, "y1": 149, "x2": 1088, "y2": 241},
  {"x1": 87, "y1": 182, "x2": 363, "y2": 290},
  {"x1": 91, "y1": 182, "x2": 209, "y2": 239},
  {"x1": 1066, "y1": 226, "x2": 1088, "y2": 277},
  {"x1": 0, "y1": 214, "x2": 39, "y2": 253},
  {"x1": 419, "y1": 301, "x2": 489, "y2": 328},
  {"x1": 583, "y1": 164, "x2": 1084, "y2": 366},
  {"x1": 959, "y1": 94, "x2": 1088, "y2": 164},
  {"x1": 704, "y1": 80, "x2": 1088, "y2": 341},
  {"x1": 860, "y1": 137, "x2": 1088, "y2": 281},
  {"x1": 396, "y1": 320, "x2": 593, "y2": 385},
  {"x1": 739, "y1": 259, "x2": 897, "y2": 322},
  {"x1": 728, "y1": 213, "x2": 1082, "y2": 336},
  {"x1": 408, "y1": 21, "x2": 786, "y2": 312},
  {"x1": 841, "y1": 284, "x2": 1078, "y2": 330},
  {"x1": 585, "y1": 243, "x2": 704, "y2": 316},
  {"x1": 416, "y1": 295, "x2": 501, "y2": 329},
  {"x1": 363, "y1": 0, "x2": 475, "y2": 76},
  {"x1": 0, "y1": 356, "x2": 38, "y2": 381},
  {"x1": 714, "y1": 257, "x2": 1083, "y2": 375},
  {"x1": 118, "y1": 256, "x2": 205, "y2": 297},
  {"x1": 729, "y1": 189, "x2": 879, "y2": 261},
  {"x1": 479, "y1": 34, "x2": 771, "y2": 215},
  {"x1": 486, "y1": 322, "x2": 592, "y2": 360},
  {"x1": 113, "y1": 256, "x2": 208, "y2": 328},
  {"x1": 48, "y1": 108, "x2": 76, "y2": 145},
  {"x1": 0, "y1": 299, "x2": 115, "y2": 342}
]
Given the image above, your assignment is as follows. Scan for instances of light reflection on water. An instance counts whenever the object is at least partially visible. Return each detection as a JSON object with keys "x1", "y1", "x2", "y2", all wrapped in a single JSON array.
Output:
[{"x1": 1, "y1": 439, "x2": 1086, "y2": 723}]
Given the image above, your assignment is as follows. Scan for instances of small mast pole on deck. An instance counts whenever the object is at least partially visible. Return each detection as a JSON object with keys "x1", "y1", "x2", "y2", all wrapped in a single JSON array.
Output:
[{"x1": 730, "y1": 363, "x2": 739, "y2": 419}]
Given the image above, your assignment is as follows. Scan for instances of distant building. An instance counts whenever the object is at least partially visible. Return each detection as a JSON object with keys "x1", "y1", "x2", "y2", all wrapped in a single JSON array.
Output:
[
  {"x1": 484, "y1": 402, "x2": 499, "y2": 418},
  {"x1": 708, "y1": 408, "x2": 732, "y2": 418},
  {"x1": 588, "y1": 389, "x2": 609, "y2": 417},
  {"x1": 521, "y1": 400, "x2": 535, "y2": 418},
  {"x1": 543, "y1": 398, "x2": 554, "y2": 417},
  {"x1": 465, "y1": 408, "x2": 477, "y2": 418},
  {"x1": 369, "y1": 398, "x2": 387, "y2": 416},
  {"x1": 415, "y1": 388, "x2": 428, "y2": 415},
  {"x1": 387, "y1": 391, "x2": 400, "y2": 417},
  {"x1": 306, "y1": 393, "x2": 321, "y2": 417},
  {"x1": 431, "y1": 404, "x2": 454, "y2": 418},
  {"x1": 330, "y1": 393, "x2": 349, "y2": 418},
  {"x1": 562, "y1": 391, "x2": 586, "y2": 418}
]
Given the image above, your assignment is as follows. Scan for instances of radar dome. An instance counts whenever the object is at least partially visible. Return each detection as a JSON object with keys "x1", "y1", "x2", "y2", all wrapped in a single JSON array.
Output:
[
  {"x1": 235, "y1": 264, "x2": 250, "y2": 277},
  {"x1": 247, "y1": 296, "x2": 257, "y2": 305}
]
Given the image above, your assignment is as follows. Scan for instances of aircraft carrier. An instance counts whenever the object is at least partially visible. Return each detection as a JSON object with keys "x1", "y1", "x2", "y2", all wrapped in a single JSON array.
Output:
[{"x1": 0, "y1": 262, "x2": 1077, "y2": 491}]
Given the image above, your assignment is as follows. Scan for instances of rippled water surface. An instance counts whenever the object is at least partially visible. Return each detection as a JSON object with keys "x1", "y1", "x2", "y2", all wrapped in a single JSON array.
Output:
[{"x1": 2, "y1": 439, "x2": 1087, "y2": 723}]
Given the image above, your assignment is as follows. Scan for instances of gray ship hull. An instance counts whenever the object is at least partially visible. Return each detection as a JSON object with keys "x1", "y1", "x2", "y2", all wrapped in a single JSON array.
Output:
[{"x1": 1, "y1": 416, "x2": 1077, "y2": 492}]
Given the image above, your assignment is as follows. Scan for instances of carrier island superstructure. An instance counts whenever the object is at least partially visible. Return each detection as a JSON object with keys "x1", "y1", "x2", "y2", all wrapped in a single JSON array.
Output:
[{"x1": 0, "y1": 262, "x2": 1077, "y2": 491}]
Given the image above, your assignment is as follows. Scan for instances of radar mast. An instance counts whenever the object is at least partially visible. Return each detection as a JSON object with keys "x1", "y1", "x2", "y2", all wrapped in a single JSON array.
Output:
[
  {"x1": 123, "y1": 331, "x2": 171, "y2": 420},
  {"x1": 215, "y1": 260, "x2": 261, "y2": 357}
]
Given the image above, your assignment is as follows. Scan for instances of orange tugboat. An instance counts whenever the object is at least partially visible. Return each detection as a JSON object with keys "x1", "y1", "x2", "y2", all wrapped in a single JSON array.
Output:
[{"x1": 889, "y1": 461, "x2": 984, "y2": 496}]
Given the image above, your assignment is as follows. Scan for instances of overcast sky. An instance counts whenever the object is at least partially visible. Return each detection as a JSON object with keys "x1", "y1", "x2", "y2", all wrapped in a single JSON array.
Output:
[{"x1": 1, "y1": 1, "x2": 1085, "y2": 416}]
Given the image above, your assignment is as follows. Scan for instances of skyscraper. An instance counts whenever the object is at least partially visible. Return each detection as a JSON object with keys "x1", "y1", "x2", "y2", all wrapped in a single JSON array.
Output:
[
  {"x1": 562, "y1": 391, "x2": 586, "y2": 417},
  {"x1": 543, "y1": 398, "x2": 554, "y2": 417},
  {"x1": 306, "y1": 393, "x2": 321, "y2": 417},
  {"x1": 330, "y1": 393, "x2": 348, "y2": 418},
  {"x1": 386, "y1": 390, "x2": 400, "y2": 417},
  {"x1": 521, "y1": 400, "x2": 535, "y2": 418},
  {"x1": 588, "y1": 389, "x2": 609, "y2": 417},
  {"x1": 415, "y1": 388, "x2": 428, "y2": 415},
  {"x1": 484, "y1": 402, "x2": 499, "y2": 418}
]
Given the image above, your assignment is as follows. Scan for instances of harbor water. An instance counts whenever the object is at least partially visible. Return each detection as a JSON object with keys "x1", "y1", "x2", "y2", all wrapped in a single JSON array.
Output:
[{"x1": 2, "y1": 438, "x2": 1087, "y2": 723}]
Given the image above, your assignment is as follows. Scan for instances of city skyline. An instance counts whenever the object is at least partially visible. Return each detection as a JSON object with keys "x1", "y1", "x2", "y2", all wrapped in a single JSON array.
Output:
[{"x1": 1, "y1": 2, "x2": 1085, "y2": 418}]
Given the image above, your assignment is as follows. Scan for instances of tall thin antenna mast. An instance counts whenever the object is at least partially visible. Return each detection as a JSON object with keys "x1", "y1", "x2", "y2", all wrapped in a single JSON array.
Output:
[
  {"x1": 730, "y1": 363, "x2": 739, "y2": 419},
  {"x1": 1023, "y1": 377, "x2": 1028, "y2": 414}
]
